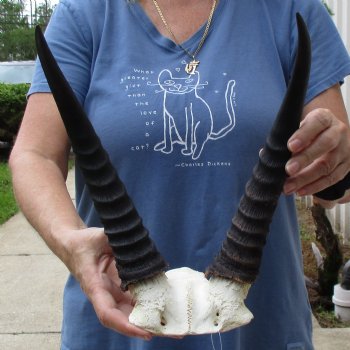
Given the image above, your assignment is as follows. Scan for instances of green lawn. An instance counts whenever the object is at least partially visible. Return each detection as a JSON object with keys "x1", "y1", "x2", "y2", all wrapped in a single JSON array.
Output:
[
  {"x1": 0, "y1": 162, "x2": 18, "y2": 225},
  {"x1": 0, "y1": 157, "x2": 75, "y2": 225}
]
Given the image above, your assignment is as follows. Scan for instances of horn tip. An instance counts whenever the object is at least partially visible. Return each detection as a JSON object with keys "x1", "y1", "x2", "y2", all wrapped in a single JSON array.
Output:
[{"x1": 295, "y1": 12, "x2": 309, "y2": 38}]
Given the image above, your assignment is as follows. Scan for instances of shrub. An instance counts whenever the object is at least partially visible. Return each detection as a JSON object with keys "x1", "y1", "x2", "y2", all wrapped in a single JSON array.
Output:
[{"x1": 0, "y1": 83, "x2": 29, "y2": 159}]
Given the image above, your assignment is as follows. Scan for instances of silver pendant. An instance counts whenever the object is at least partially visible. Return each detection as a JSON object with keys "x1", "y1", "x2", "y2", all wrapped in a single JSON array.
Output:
[{"x1": 185, "y1": 60, "x2": 200, "y2": 75}]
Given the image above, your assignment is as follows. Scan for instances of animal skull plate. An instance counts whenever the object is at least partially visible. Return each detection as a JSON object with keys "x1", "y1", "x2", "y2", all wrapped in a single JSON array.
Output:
[{"x1": 129, "y1": 267, "x2": 253, "y2": 335}]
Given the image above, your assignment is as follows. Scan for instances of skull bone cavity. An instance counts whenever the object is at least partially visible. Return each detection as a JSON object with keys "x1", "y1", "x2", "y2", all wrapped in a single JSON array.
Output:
[{"x1": 129, "y1": 267, "x2": 253, "y2": 335}]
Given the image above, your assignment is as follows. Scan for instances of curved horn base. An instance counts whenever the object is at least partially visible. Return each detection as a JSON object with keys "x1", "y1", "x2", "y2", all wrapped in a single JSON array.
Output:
[{"x1": 129, "y1": 268, "x2": 253, "y2": 335}]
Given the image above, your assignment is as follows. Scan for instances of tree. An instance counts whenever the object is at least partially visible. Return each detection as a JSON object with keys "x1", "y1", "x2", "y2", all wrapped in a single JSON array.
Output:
[
  {"x1": 0, "y1": 0, "x2": 27, "y2": 33},
  {"x1": 0, "y1": 0, "x2": 55, "y2": 61},
  {"x1": 33, "y1": 1, "x2": 54, "y2": 27},
  {"x1": 311, "y1": 204, "x2": 343, "y2": 301}
]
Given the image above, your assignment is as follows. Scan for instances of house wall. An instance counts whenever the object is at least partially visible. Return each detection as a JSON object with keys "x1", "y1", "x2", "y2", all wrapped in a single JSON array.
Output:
[
  {"x1": 328, "y1": 0, "x2": 350, "y2": 110},
  {"x1": 327, "y1": 0, "x2": 350, "y2": 243}
]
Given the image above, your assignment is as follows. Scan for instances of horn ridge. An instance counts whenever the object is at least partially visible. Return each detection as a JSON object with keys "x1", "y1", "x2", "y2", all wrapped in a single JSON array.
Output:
[
  {"x1": 107, "y1": 227, "x2": 149, "y2": 247},
  {"x1": 118, "y1": 254, "x2": 169, "y2": 290},
  {"x1": 227, "y1": 228, "x2": 267, "y2": 249},
  {"x1": 222, "y1": 239, "x2": 263, "y2": 266},
  {"x1": 94, "y1": 198, "x2": 134, "y2": 220},
  {"x1": 206, "y1": 13, "x2": 311, "y2": 283},
  {"x1": 238, "y1": 196, "x2": 277, "y2": 220},
  {"x1": 210, "y1": 252, "x2": 260, "y2": 283},
  {"x1": 231, "y1": 217, "x2": 268, "y2": 236},
  {"x1": 35, "y1": 26, "x2": 168, "y2": 291},
  {"x1": 115, "y1": 240, "x2": 159, "y2": 263}
]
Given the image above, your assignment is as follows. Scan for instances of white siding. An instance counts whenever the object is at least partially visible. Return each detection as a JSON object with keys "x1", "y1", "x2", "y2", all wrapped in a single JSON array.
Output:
[
  {"x1": 327, "y1": 0, "x2": 350, "y2": 111},
  {"x1": 327, "y1": 0, "x2": 350, "y2": 243}
]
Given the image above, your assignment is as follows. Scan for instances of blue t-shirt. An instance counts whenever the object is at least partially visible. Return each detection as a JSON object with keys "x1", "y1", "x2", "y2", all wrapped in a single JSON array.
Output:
[{"x1": 29, "y1": 0, "x2": 350, "y2": 349}]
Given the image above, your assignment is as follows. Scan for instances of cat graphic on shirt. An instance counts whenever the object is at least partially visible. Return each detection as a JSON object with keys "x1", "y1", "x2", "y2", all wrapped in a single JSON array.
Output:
[{"x1": 153, "y1": 69, "x2": 236, "y2": 160}]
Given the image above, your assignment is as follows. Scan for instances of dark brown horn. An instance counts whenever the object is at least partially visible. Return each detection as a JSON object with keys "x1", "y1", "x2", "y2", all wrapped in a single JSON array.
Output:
[
  {"x1": 206, "y1": 13, "x2": 311, "y2": 283},
  {"x1": 35, "y1": 26, "x2": 167, "y2": 291}
]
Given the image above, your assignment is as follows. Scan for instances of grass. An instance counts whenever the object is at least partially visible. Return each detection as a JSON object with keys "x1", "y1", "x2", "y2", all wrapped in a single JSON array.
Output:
[
  {"x1": 313, "y1": 306, "x2": 350, "y2": 328},
  {"x1": 0, "y1": 156, "x2": 75, "y2": 226},
  {"x1": 297, "y1": 199, "x2": 350, "y2": 328},
  {"x1": 0, "y1": 162, "x2": 18, "y2": 224},
  {"x1": 299, "y1": 223, "x2": 314, "y2": 242}
]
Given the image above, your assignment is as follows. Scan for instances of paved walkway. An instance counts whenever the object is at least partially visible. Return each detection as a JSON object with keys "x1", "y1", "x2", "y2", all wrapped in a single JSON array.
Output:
[
  {"x1": 0, "y1": 169, "x2": 349, "y2": 349},
  {"x1": 0, "y1": 171, "x2": 73, "y2": 349}
]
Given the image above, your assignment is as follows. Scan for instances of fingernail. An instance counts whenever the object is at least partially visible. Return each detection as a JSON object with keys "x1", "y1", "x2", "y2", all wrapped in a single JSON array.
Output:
[
  {"x1": 286, "y1": 161, "x2": 300, "y2": 175},
  {"x1": 284, "y1": 183, "x2": 297, "y2": 194},
  {"x1": 288, "y1": 139, "x2": 303, "y2": 152},
  {"x1": 297, "y1": 189, "x2": 306, "y2": 196}
]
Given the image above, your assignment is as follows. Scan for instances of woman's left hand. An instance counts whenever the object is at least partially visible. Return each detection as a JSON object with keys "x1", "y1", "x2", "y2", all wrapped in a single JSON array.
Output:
[{"x1": 283, "y1": 107, "x2": 350, "y2": 204}]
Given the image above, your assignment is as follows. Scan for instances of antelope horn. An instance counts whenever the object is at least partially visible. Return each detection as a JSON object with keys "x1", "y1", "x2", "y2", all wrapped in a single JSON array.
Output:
[
  {"x1": 35, "y1": 26, "x2": 168, "y2": 291},
  {"x1": 34, "y1": 13, "x2": 312, "y2": 336},
  {"x1": 206, "y1": 13, "x2": 311, "y2": 283},
  {"x1": 129, "y1": 13, "x2": 312, "y2": 336}
]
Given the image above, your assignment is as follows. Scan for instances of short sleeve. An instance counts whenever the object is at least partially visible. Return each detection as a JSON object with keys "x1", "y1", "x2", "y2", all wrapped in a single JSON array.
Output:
[
  {"x1": 28, "y1": 0, "x2": 93, "y2": 104},
  {"x1": 290, "y1": 0, "x2": 350, "y2": 103}
]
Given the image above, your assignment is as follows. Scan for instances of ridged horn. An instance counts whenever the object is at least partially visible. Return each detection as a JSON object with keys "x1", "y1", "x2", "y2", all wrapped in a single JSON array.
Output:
[
  {"x1": 206, "y1": 13, "x2": 311, "y2": 283},
  {"x1": 35, "y1": 26, "x2": 168, "y2": 291}
]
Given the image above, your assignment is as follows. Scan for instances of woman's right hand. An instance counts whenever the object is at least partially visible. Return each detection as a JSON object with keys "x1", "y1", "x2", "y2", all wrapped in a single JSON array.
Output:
[
  {"x1": 10, "y1": 94, "x2": 152, "y2": 340},
  {"x1": 11, "y1": 93, "x2": 154, "y2": 340},
  {"x1": 61, "y1": 227, "x2": 153, "y2": 341}
]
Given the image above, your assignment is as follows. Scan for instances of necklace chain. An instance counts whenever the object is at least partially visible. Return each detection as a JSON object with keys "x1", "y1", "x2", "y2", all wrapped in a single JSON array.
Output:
[{"x1": 152, "y1": 0, "x2": 217, "y2": 74}]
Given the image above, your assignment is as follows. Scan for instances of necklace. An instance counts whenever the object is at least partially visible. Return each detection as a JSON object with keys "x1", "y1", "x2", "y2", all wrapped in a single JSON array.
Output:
[{"x1": 152, "y1": 0, "x2": 217, "y2": 74}]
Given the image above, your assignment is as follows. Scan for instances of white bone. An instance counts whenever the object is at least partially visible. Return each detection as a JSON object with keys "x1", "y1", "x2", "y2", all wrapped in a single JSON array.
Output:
[{"x1": 129, "y1": 267, "x2": 253, "y2": 335}]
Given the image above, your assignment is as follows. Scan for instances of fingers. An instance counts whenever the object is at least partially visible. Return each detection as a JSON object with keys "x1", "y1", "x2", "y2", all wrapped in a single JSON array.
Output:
[
  {"x1": 284, "y1": 160, "x2": 348, "y2": 196},
  {"x1": 83, "y1": 261, "x2": 153, "y2": 340},
  {"x1": 66, "y1": 227, "x2": 153, "y2": 340},
  {"x1": 288, "y1": 109, "x2": 332, "y2": 151},
  {"x1": 286, "y1": 109, "x2": 348, "y2": 174},
  {"x1": 284, "y1": 108, "x2": 350, "y2": 197},
  {"x1": 286, "y1": 133, "x2": 340, "y2": 176},
  {"x1": 90, "y1": 285, "x2": 153, "y2": 340}
]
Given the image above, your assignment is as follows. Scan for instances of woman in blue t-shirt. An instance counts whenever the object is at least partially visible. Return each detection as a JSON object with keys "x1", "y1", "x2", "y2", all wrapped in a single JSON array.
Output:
[{"x1": 9, "y1": 0, "x2": 350, "y2": 349}]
